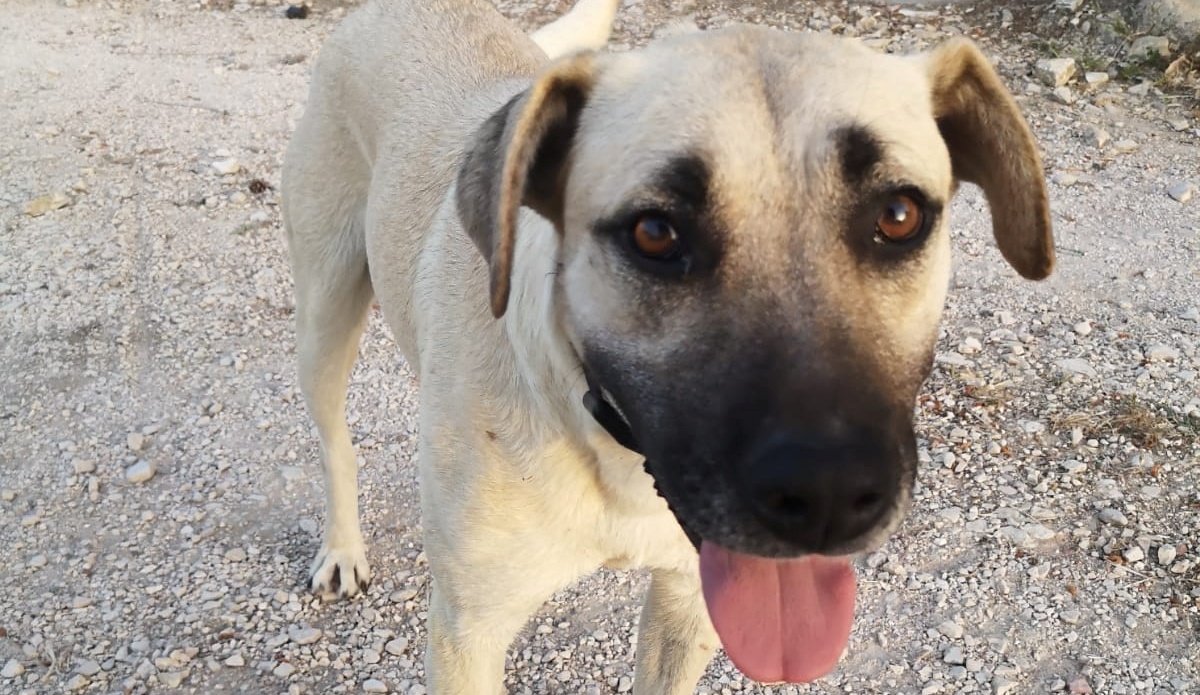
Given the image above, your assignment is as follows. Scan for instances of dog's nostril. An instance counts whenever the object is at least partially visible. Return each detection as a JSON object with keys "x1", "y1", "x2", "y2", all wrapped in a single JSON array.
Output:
[{"x1": 764, "y1": 492, "x2": 809, "y2": 520}]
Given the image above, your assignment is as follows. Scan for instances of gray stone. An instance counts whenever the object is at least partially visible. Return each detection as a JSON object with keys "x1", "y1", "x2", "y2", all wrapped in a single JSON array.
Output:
[
  {"x1": 1167, "y1": 181, "x2": 1195, "y2": 202},
  {"x1": 2, "y1": 659, "x2": 25, "y2": 678},
  {"x1": 1036, "y1": 58, "x2": 1076, "y2": 87},
  {"x1": 160, "y1": 671, "x2": 186, "y2": 689},
  {"x1": 1052, "y1": 171, "x2": 1078, "y2": 186},
  {"x1": 1124, "y1": 545, "x2": 1145, "y2": 562},
  {"x1": 211, "y1": 158, "x2": 240, "y2": 175},
  {"x1": 1138, "y1": 0, "x2": 1200, "y2": 45},
  {"x1": 1128, "y1": 81, "x2": 1153, "y2": 96},
  {"x1": 1145, "y1": 344, "x2": 1180, "y2": 361},
  {"x1": 1113, "y1": 139, "x2": 1140, "y2": 153},
  {"x1": 1158, "y1": 545, "x2": 1178, "y2": 565},
  {"x1": 1061, "y1": 459, "x2": 1087, "y2": 474},
  {"x1": 385, "y1": 637, "x2": 409, "y2": 656},
  {"x1": 273, "y1": 662, "x2": 296, "y2": 678},
  {"x1": 997, "y1": 526, "x2": 1034, "y2": 547},
  {"x1": 125, "y1": 459, "x2": 155, "y2": 483},
  {"x1": 1059, "y1": 358, "x2": 1097, "y2": 378},
  {"x1": 1056, "y1": 0, "x2": 1084, "y2": 10},
  {"x1": 1084, "y1": 125, "x2": 1111, "y2": 148},
  {"x1": 1084, "y1": 71, "x2": 1110, "y2": 87},
  {"x1": 288, "y1": 627, "x2": 322, "y2": 645},
  {"x1": 1129, "y1": 35, "x2": 1170, "y2": 60},
  {"x1": 1098, "y1": 508, "x2": 1129, "y2": 526},
  {"x1": 1052, "y1": 86, "x2": 1076, "y2": 105},
  {"x1": 24, "y1": 192, "x2": 71, "y2": 217},
  {"x1": 944, "y1": 646, "x2": 966, "y2": 665},
  {"x1": 363, "y1": 679, "x2": 388, "y2": 693}
]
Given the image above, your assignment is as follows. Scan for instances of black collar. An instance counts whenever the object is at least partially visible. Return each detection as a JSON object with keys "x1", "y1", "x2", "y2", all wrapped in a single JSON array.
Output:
[
  {"x1": 581, "y1": 371, "x2": 642, "y2": 455},
  {"x1": 580, "y1": 371, "x2": 702, "y2": 550}
]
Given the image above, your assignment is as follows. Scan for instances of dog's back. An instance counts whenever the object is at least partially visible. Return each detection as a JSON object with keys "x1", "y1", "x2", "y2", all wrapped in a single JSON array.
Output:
[
  {"x1": 281, "y1": 0, "x2": 545, "y2": 266},
  {"x1": 281, "y1": 0, "x2": 617, "y2": 366}
]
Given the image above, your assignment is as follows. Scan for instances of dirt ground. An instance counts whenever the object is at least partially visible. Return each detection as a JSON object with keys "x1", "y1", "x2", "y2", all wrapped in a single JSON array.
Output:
[{"x1": 0, "y1": 0, "x2": 1197, "y2": 694}]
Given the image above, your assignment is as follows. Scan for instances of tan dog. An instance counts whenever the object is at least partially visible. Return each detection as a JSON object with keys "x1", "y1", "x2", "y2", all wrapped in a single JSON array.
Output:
[{"x1": 280, "y1": 0, "x2": 1054, "y2": 692}]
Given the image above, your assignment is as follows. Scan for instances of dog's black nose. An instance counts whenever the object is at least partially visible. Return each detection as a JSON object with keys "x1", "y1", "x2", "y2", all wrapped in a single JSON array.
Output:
[{"x1": 741, "y1": 429, "x2": 896, "y2": 552}]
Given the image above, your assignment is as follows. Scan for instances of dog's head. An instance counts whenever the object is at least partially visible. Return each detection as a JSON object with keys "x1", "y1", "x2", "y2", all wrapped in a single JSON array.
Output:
[{"x1": 457, "y1": 26, "x2": 1052, "y2": 682}]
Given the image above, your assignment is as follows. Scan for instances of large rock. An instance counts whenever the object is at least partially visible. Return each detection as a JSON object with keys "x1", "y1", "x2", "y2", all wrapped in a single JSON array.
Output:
[
  {"x1": 1129, "y1": 35, "x2": 1171, "y2": 59},
  {"x1": 1035, "y1": 57, "x2": 1076, "y2": 87},
  {"x1": 1138, "y1": 0, "x2": 1200, "y2": 42}
]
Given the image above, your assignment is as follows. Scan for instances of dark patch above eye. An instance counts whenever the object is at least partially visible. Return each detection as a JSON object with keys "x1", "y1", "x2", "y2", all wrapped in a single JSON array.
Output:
[
  {"x1": 651, "y1": 154, "x2": 711, "y2": 214},
  {"x1": 833, "y1": 125, "x2": 883, "y2": 183}
]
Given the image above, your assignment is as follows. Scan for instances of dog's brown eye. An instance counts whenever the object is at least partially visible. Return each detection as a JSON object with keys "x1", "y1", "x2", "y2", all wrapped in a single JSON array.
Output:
[
  {"x1": 876, "y1": 195, "x2": 923, "y2": 242},
  {"x1": 632, "y1": 217, "x2": 681, "y2": 260}
]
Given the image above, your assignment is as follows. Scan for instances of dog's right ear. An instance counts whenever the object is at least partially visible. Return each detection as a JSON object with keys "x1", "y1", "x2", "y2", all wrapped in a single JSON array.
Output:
[{"x1": 457, "y1": 54, "x2": 595, "y2": 319}]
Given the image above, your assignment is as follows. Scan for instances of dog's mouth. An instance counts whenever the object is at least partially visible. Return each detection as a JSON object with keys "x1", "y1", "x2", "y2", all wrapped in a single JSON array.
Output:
[
  {"x1": 642, "y1": 456, "x2": 858, "y2": 683},
  {"x1": 584, "y1": 380, "x2": 862, "y2": 684}
]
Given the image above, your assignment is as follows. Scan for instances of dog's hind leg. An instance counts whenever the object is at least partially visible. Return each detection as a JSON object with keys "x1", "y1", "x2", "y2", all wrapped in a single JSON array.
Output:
[
  {"x1": 286, "y1": 194, "x2": 375, "y2": 600},
  {"x1": 632, "y1": 569, "x2": 719, "y2": 695}
]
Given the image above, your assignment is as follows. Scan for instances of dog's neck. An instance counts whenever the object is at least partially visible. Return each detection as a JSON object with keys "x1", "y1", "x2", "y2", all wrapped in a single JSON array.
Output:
[{"x1": 500, "y1": 209, "x2": 641, "y2": 457}]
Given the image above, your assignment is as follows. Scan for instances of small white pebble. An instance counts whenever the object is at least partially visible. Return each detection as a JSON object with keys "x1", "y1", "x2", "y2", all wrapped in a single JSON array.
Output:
[
  {"x1": 385, "y1": 638, "x2": 409, "y2": 656},
  {"x1": 937, "y1": 620, "x2": 964, "y2": 639},
  {"x1": 273, "y1": 663, "x2": 296, "y2": 678},
  {"x1": 125, "y1": 460, "x2": 155, "y2": 484}
]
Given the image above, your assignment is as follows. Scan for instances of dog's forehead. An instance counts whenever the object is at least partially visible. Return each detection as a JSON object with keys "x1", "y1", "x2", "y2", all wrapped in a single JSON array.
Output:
[{"x1": 573, "y1": 27, "x2": 951, "y2": 211}]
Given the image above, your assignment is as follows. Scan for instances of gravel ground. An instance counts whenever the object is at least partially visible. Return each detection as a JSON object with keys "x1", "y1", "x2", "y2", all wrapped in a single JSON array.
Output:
[{"x1": 1, "y1": 1, "x2": 1198, "y2": 694}]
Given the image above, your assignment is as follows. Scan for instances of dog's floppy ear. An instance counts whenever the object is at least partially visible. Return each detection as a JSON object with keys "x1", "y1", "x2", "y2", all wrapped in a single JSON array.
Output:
[
  {"x1": 925, "y1": 38, "x2": 1054, "y2": 280},
  {"x1": 457, "y1": 53, "x2": 595, "y2": 318}
]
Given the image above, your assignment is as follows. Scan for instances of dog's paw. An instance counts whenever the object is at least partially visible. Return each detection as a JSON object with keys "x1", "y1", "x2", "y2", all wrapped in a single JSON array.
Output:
[{"x1": 309, "y1": 543, "x2": 372, "y2": 600}]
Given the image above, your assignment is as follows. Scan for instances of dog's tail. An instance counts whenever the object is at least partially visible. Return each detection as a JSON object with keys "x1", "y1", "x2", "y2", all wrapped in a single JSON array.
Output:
[{"x1": 530, "y1": 0, "x2": 622, "y2": 60}]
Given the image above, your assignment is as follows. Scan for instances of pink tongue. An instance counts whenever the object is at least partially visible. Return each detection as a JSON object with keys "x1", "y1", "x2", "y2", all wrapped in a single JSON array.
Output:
[{"x1": 699, "y1": 541, "x2": 857, "y2": 684}]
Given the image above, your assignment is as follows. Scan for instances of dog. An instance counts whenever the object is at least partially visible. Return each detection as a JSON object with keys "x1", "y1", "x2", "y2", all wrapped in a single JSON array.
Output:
[{"x1": 279, "y1": 0, "x2": 1054, "y2": 691}]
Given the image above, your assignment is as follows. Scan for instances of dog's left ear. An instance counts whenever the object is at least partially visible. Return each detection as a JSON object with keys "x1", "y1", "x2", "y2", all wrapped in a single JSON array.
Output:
[
  {"x1": 457, "y1": 53, "x2": 595, "y2": 318},
  {"x1": 925, "y1": 38, "x2": 1055, "y2": 280}
]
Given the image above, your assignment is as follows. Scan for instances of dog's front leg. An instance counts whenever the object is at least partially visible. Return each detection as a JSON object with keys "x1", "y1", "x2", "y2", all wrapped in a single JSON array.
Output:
[
  {"x1": 423, "y1": 578, "x2": 514, "y2": 695},
  {"x1": 632, "y1": 568, "x2": 719, "y2": 695},
  {"x1": 423, "y1": 561, "x2": 575, "y2": 694}
]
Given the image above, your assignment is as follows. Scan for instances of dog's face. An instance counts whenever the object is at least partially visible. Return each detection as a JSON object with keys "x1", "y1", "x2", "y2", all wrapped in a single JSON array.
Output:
[{"x1": 459, "y1": 28, "x2": 1053, "y2": 559}]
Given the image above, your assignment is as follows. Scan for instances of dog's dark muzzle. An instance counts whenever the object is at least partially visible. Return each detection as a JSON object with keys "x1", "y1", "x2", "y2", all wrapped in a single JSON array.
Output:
[{"x1": 581, "y1": 369, "x2": 910, "y2": 556}]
